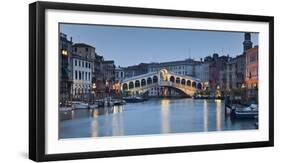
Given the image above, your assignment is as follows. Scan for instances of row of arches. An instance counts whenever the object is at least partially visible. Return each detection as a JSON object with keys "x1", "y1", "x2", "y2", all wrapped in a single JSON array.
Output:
[
  {"x1": 169, "y1": 76, "x2": 202, "y2": 89},
  {"x1": 123, "y1": 75, "x2": 158, "y2": 90},
  {"x1": 122, "y1": 75, "x2": 202, "y2": 90}
]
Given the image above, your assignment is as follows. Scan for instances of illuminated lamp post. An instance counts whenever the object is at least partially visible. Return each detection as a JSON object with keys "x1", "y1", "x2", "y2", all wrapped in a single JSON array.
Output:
[
  {"x1": 92, "y1": 83, "x2": 96, "y2": 101},
  {"x1": 215, "y1": 85, "x2": 221, "y2": 99}
]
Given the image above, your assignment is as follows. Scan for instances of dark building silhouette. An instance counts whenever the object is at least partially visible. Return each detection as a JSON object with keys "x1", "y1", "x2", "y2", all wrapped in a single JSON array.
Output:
[{"x1": 59, "y1": 33, "x2": 73, "y2": 103}]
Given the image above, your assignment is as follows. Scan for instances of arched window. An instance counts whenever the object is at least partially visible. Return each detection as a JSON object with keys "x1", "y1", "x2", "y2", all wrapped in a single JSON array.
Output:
[
  {"x1": 192, "y1": 81, "x2": 197, "y2": 88},
  {"x1": 197, "y1": 83, "x2": 202, "y2": 89},
  {"x1": 147, "y1": 77, "x2": 152, "y2": 85},
  {"x1": 176, "y1": 77, "x2": 180, "y2": 84},
  {"x1": 170, "y1": 76, "x2": 175, "y2": 82},
  {"x1": 135, "y1": 80, "x2": 140, "y2": 88},
  {"x1": 187, "y1": 80, "x2": 191, "y2": 86},
  {"x1": 122, "y1": 83, "x2": 128, "y2": 90},
  {"x1": 141, "y1": 79, "x2": 146, "y2": 86},
  {"x1": 181, "y1": 79, "x2": 186, "y2": 85},
  {"x1": 153, "y1": 76, "x2": 158, "y2": 83},
  {"x1": 129, "y1": 82, "x2": 134, "y2": 89}
]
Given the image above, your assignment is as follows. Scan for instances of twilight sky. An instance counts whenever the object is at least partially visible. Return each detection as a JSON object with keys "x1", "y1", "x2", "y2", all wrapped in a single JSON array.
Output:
[{"x1": 60, "y1": 23, "x2": 258, "y2": 67}]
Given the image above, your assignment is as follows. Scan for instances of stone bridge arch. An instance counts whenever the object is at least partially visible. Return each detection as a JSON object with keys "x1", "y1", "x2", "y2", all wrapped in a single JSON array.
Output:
[{"x1": 121, "y1": 69, "x2": 203, "y2": 97}]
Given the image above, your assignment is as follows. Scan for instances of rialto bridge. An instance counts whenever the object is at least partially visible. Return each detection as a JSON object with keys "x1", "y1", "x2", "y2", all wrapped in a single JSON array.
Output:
[{"x1": 121, "y1": 69, "x2": 204, "y2": 97}]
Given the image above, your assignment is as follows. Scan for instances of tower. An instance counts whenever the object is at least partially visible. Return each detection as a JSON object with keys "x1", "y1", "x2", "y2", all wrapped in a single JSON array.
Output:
[{"x1": 243, "y1": 32, "x2": 253, "y2": 52}]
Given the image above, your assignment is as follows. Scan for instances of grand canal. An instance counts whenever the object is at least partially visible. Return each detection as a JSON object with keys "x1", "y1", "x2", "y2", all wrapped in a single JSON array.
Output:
[{"x1": 59, "y1": 98, "x2": 257, "y2": 139}]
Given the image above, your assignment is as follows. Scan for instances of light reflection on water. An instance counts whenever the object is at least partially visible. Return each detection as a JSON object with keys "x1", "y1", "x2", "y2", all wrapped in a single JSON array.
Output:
[
  {"x1": 59, "y1": 98, "x2": 257, "y2": 139},
  {"x1": 203, "y1": 100, "x2": 208, "y2": 132},
  {"x1": 161, "y1": 99, "x2": 170, "y2": 134},
  {"x1": 215, "y1": 100, "x2": 222, "y2": 131}
]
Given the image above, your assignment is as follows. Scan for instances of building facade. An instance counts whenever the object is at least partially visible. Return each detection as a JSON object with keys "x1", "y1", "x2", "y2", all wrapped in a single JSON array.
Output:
[
  {"x1": 102, "y1": 60, "x2": 115, "y2": 81},
  {"x1": 207, "y1": 53, "x2": 230, "y2": 91},
  {"x1": 245, "y1": 46, "x2": 258, "y2": 99},
  {"x1": 72, "y1": 43, "x2": 96, "y2": 78},
  {"x1": 222, "y1": 54, "x2": 246, "y2": 91},
  {"x1": 71, "y1": 43, "x2": 95, "y2": 101},
  {"x1": 195, "y1": 62, "x2": 209, "y2": 83},
  {"x1": 216, "y1": 32, "x2": 252, "y2": 98},
  {"x1": 59, "y1": 33, "x2": 73, "y2": 103},
  {"x1": 102, "y1": 60, "x2": 115, "y2": 94},
  {"x1": 147, "y1": 59, "x2": 198, "y2": 76},
  {"x1": 115, "y1": 66, "x2": 125, "y2": 82},
  {"x1": 124, "y1": 63, "x2": 149, "y2": 78}
]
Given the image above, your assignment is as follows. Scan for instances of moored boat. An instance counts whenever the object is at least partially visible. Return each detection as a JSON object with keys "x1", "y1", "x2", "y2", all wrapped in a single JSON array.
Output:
[
  {"x1": 72, "y1": 101, "x2": 89, "y2": 109},
  {"x1": 113, "y1": 99, "x2": 126, "y2": 105},
  {"x1": 123, "y1": 96, "x2": 146, "y2": 103},
  {"x1": 89, "y1": 104, "x2": 98, "y2": 109},
  {"x1": 59, "y1": 102, "x2": 73, "y2": 111},
  {"x1": 59, "y1": 106, "x2": 73, "y2": 112},
  {"x1": 225, "y1": 104, "x2": 234, "y2": 115},
  {"x1": 232, "y1": 104, "x2": 258, "y2": 119}
]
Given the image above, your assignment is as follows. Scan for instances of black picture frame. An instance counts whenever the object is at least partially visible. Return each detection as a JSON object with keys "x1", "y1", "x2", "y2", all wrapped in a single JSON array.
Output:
[{"x1": 29, "y1": 1, "x2": 274, "y2": 162}]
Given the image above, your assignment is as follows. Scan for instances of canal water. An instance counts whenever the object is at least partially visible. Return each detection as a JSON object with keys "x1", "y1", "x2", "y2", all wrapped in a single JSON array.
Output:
[{"x1": 59, "y1": 98, "x2": 257, "y2": 139}]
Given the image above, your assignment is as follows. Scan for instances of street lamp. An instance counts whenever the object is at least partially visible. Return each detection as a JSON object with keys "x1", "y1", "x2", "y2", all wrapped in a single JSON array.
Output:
[
  {"x1": 62, "y1": 49, "x2": 68, "y2": 56},
  {"x1": 92, "y1": 83, "x2": 96, "y2": 92},
  {"x1": 215, "y1": 85, "x2": 221, "y2": 99},
  {"x1": 217, "y1": 85, "x2": 220, "y2": 89},
  {"x1": 91, "y1": 83, "x2": 97, "y2": 101}
]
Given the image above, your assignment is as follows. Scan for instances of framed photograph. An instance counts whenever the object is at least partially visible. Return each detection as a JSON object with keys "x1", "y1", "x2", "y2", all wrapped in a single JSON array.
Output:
[{"x1": 29, "y1": 1, "x2": 274, "y2": 161}]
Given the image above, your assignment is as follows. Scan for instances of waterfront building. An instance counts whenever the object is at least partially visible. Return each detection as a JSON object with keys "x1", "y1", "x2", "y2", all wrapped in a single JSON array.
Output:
[
  {"x1": 245, "y1": 45, "x2": 258, "y2": 99},
  {"x1": 71, "y1": 43, "x2": 95, "y2": 101},
  {"x1": 59, "y1": 33, "x2": 73, "y2": 103},
  {"x1": 217, "y1": 32, "x2": 252, "y2": 97},
  {"x1": 124, "y1": 63, "x2": 149, "y2": 78},
  {"x1": 219, "y1": 68, "x2": 227, "y2": 92},
  {"x1": 195, "y1": 62, "x2": 209, "y2": 83},
  {"x1": 112, "y1": 66, "x2": 124, "y2": 95},
  {"x1": 93, "y1": 54, "x2": 103, "y2": 81},
  {"x1": 147, "y1": 59, "x2": 199, "y2": 76},
  {"x1": 115, "y1": 66, "x2": 125, "y2": 82},
  {"x1": 207, "y1": 53, "x2": 230, "y2": 91},
  {"x1": 102, "y1": 60, "x2": 115, "y2": 81},
  {"x1": 102, "y1": 60, "x2": 115, "y2": 93},
  {"x1": 225, "y1": 54, "x2": 245, "y2": 91},
  {"x1": 90, "y1": 54, "x2": 104, "y2": 99},
  {"x1": 91, "y1": 55, "x2": 116, "y2": 99},
  {"x1": 72, "y1": 43, "x2": 96, "y2": 78},
  {"x1": 72, "y1": 43, "x2": 96, "y2": 59}
]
